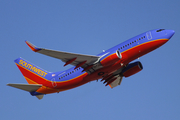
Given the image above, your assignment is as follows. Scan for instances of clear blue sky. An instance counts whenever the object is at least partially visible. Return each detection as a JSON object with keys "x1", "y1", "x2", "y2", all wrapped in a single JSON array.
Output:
[{"x1": 1, "y1": 0, "x2": 180, "y2": 120}]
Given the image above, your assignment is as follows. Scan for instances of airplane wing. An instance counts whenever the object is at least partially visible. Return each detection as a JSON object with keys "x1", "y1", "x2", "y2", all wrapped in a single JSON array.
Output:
[{"x1": 25, "y1": 41, "x2": 100, "y2": 70}]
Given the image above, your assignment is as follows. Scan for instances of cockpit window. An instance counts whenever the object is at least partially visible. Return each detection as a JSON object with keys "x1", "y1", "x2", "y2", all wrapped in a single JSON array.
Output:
[{"x1": 156, "y1": 29, "x2": 165, "y2": 32}]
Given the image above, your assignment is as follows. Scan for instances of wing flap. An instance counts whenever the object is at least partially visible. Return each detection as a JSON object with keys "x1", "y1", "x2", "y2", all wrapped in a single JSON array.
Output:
[
  {"x1": 109, "y1": 76, "x2": 123, "y2": 88},
  {"x1": 101, "y1": 74, "x2": 123, "y2": 88},
  {"x1": 7, "y1": 83, "x2": 42, "y2": 92}
]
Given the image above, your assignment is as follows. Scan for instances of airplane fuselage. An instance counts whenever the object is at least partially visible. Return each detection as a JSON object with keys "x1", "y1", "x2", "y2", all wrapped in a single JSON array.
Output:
[
  {"x1": 33, "y1": 29, "x2": 174, "y2": 94},
  {"x1": 9, "y1": 29, "x2": 175, "y2": 99}
]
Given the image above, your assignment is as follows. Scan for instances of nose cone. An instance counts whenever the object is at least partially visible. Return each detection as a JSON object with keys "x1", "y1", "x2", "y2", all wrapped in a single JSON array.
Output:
[{"x1": 166, "y1": 30, "x2": 175, "y2": 39}]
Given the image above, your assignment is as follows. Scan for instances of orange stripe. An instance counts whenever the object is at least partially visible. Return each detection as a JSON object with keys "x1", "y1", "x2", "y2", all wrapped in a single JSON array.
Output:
[{"x1": 24, "y1": 76, "x2": 68, "y2": 94}]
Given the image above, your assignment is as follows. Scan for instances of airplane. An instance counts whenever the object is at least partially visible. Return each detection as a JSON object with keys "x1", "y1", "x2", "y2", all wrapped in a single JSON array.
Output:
[{"x1": 7, "y1": 29, "x2": 175, "y2": 99}]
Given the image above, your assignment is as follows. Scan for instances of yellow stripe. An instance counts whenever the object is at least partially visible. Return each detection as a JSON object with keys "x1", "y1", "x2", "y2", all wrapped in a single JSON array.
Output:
[{"x1": 24, "y1": 76, "x2": 58, "y2": 91}]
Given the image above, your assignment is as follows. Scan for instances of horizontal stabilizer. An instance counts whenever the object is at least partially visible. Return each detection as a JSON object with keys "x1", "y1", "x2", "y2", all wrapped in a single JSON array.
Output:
[{"x1": 7, "y1": 83, "x2": 42, "y2": 92}]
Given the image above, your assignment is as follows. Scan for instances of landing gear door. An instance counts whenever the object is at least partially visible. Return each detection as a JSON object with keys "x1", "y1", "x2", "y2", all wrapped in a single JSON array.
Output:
[{"x1": 146, "y1": 31, "x2": 152, "y2": 40}]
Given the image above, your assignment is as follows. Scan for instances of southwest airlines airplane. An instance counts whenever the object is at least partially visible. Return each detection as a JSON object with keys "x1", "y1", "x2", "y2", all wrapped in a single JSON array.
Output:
[{"x1": 7, "y1": 29, "x2": 175, "y2": 99}]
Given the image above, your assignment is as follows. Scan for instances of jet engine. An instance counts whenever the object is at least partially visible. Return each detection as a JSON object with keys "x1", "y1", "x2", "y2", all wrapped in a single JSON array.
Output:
[
  {"x1": 100, "y1": 50, "x2": 122, "y2": 67},
  {"x1": 121, "y1": 61, "x2": 143, "y2": 77}
]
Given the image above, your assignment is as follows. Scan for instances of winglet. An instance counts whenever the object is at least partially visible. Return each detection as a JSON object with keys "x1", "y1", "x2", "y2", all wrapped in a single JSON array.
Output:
[{"x1": 25, "y1": 40, "x2": 41, "y2": 52}]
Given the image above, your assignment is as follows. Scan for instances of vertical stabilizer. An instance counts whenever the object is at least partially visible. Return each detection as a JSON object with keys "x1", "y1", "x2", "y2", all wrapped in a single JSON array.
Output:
[{"x1": 14, "y1": 57, "x2": 52, "y2": 84}]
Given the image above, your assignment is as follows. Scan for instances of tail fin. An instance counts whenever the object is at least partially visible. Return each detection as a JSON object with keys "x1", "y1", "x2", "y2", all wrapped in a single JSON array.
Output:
[
  {"x1": 14, "y1": 57, "x2": 52, "y2": 84},
  {"x1": 10, "y1": 57, "x2": 54, "y2": 99}
]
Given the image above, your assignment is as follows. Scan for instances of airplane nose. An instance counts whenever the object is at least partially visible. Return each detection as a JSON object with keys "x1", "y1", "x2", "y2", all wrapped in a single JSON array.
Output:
[{"x1": 166, "y1": 30, "x2": 175, "y2": 39}]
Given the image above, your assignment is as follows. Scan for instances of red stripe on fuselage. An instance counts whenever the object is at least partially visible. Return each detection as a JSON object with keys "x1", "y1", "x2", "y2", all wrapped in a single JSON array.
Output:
[{"x1": 122, "y1": 39, "x2": 168, "y2": 64}]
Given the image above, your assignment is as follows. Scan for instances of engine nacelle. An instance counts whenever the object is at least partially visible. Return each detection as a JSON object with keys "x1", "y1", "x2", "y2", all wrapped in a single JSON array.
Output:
[
  {"x1": 100, "y1": 50, "x2": 122, "y2": 67},
  {"x1": 121, "y1": 61, "x2": 143, "y2": 77}
]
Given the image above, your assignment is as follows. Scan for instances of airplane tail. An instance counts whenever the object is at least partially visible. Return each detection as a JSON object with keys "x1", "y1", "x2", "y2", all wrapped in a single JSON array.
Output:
[
  {"x1": 8, "y1": 57, "x2": 54, "y2": 99},
  {"x1": 14, "y1": 57, "x2": 53, "y2": 84}
]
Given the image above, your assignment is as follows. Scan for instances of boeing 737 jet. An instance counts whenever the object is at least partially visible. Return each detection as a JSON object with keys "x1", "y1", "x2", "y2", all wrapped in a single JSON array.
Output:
[{"x1": 7, "y1": 29, "x2": 175, "y2": 99}]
